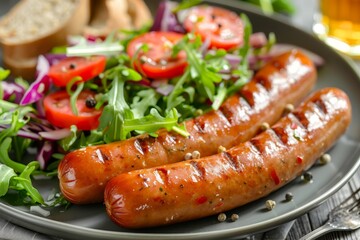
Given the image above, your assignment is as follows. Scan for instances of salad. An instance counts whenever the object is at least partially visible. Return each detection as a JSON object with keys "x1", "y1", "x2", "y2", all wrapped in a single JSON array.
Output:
[{"x1": 0, "y1": 0, "x2": 297, "y2": 209}]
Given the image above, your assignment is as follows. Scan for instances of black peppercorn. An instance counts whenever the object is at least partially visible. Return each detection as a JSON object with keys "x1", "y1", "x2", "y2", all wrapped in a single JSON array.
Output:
[
  {"x1": 285, "y1": 192, "x2": 293, "y2": 201},
  {"x1": 85, "y1": 96, "x2": 97, "y2": 108},
  {"x1": 303, "y1": 172, "x2": 313, "y2": 182},
  {"x1": 69, "y1": 63, "x2": 76, "y2": 69}
]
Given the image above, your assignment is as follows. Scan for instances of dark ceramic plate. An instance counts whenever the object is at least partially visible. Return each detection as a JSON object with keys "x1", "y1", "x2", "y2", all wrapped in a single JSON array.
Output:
[{"x1": 1, "y1": 0, "x2": 360, "y2": 239}]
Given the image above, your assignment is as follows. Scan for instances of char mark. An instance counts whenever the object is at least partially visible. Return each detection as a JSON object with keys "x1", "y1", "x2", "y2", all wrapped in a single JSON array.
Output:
[
  {"x1": 190, "y1": 160, "x2": 205, "y2": 180},
  {"x1": 193, "y1": 118, "x2": 206, "y2": 133},
  {"x1": 134, "y1": 136, "x2": 156, "y2": 155},
  {"x1": 221, "y1": 151, "x2": 239, "y2": 171},
  {"x1": 313, "y1": 99, "x2": 328, "y2": 115},
  {"x1": 218, "y1": 104, "x2": 233, "y2": 125}
]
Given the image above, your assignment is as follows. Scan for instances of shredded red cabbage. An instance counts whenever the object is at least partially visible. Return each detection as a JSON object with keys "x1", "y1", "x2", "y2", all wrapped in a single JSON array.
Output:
[
  {"x1": 19, "y1": 55, "x2": 51, "y2": 105},
  {"x1": 36, "y1": 141, "x2": 54, "y2": 170},
  {"x1": 151, "y1": 79, "x2": 174, "y2": 96},
  {"x1": 151, "y1": 0, "x2": 186, "y2": 33},
  {"x1": 39, "y1": 128, "x2": 72, "y2": 141},
  {"x1": 1, "y1": 81, "x2": 25, "y2": 103},
  {"x1": 43, "y1": 53, "x2": 67, "y2": 66}
]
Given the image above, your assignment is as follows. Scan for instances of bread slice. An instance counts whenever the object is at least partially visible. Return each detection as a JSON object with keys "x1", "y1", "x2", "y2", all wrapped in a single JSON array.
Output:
[
  {"x1": 84, "y1": 0, "x2": 152, "y2": 38},
  {"x1": 0, "y1": 0, "x2": 90, "y2": 80}
]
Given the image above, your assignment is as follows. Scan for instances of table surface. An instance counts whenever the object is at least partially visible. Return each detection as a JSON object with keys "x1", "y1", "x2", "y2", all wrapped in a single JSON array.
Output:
[{"x1": 1, "y1": 0, "x2": 360, "y2": 240}]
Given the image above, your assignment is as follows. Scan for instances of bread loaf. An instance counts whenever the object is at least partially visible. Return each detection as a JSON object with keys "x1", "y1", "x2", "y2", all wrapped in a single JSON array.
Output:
[
  {"x1": 0, "y1": 0, "x2": 90, "y2": 80},
  {"x1": 84, "y1": 0, "x2": 152, "y2": 38}
]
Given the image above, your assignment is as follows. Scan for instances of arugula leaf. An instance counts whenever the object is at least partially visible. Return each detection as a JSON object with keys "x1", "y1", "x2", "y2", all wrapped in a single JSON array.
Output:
[
  {"x1": 13, "y1": 161, "x2": 44, "y2": 205},
  {"x1": 130, "y1": 89, "x2": 160, "y2": 118},
  {"x1": 98, "y1": 66, "x2": 140, "y2": 142},
  {"x1": 0, "y1": 67, "x2": 10, "y2": 81},
  {"x1": 0, "y1": 68, "x2": 11, "y2": 100},
  {"x1": 227, "y1": 14, "x2": 253, "y2": 96},
  {"x1": 0, "y1": 164, "x2": 16, "y2": 197},
  {"x1": 173, "y1": 34, "x2": 222, "y2": 102},
  {"x1": 66, "y1": 80, "x2": 84, "y2": 116},
  {"x1": 0, "y1": 138, "x2": 27, "y2": 173},
  {"x1": 123, "y1": 108, "x2": 187, "y2": 137}
]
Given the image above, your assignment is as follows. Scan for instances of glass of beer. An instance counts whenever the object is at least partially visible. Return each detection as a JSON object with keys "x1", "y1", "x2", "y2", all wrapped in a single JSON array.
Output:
[{"x1": 313, "y1": 0, "x2": 360, "y2": 58}]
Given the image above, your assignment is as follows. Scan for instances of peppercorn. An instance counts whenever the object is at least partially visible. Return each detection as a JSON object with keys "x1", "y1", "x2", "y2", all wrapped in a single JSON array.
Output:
[
  {"x1": 284, "y1": 103, "x2": 294, "y2": 114},
  {"x1": 218, "y1": 145, "x2": 226, "y2": 153},
  {"x1": 217, "y1": 213, "x2": 227, "y2": 222},
  {"x1": 192, "y1": 150, "x2": 200, "y2": 159},
  {"x1": 285, "y1": 192, "x2": 293, "y2": 201},
  {"x1": 230, "y1": 213, "x2": 239, "y2": 222},
  {"x1": 69, "y1": 63, "x2": 76, "y2": 69},
  {"x1": 303, "y1": 172, "x2": 313, "y2": 182},
  {"x1": 85, "y1": 96, "x2": 97, "y2": 108},
  {"x1": 319, "y1": 153, "x2": 331, "y2": 165},
  {"x1": 260, "y1": 122, "x2": 270, "y2": 131},
  {"x1": 184, "y1": 152, "x2": 192, "y2": 160},
  {"x1": 265, "y1": 200, "x2": 276, "y2": 210}
]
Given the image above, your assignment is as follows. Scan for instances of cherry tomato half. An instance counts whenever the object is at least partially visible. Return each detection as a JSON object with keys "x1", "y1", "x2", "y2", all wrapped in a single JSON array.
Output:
[
  {"x1": 48, "y1": 56, "x2": 106, "y2": 87},
  {"x1": 183, "y1": 6, "x2": 244, "y2": 50},
  {"x1": 127, "y1": 31, "x2": 187, "y2": 79},
  {"x1": 43, "y1": 90, "x2": 103, "y2": 130}
]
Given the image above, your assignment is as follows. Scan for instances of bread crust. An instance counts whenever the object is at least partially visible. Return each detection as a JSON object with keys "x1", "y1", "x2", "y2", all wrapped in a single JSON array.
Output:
[{"x1": 0, "y1": 0, "x2": 90, "y2": 79}]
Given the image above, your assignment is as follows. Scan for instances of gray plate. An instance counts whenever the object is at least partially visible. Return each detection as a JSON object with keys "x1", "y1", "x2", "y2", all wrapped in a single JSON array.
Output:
[{"x1": 1, "y1": 0, "x2": 360, "y2": 240}]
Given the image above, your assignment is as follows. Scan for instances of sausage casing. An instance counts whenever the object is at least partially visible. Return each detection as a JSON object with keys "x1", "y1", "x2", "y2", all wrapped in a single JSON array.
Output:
[
  {"x1": 58, "y1": 50, "x2": 316, "y2": 204},
  {"x1": 104, "y1": 87, "x2": 351, "y2": 228}
]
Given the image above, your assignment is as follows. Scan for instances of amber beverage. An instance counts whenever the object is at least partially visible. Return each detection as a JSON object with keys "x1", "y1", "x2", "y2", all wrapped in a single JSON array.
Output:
[{"x1": 313, "y1": 0, "x2": 360, "y2": 57}]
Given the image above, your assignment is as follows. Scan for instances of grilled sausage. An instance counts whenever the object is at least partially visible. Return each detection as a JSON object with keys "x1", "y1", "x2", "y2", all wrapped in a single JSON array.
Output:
[
  {"x1": 58, "y1": 50, "x2": 316, "y2": 204},
  {"x1": 104, "y1": 87, "x2": 351, "y2": 228}
]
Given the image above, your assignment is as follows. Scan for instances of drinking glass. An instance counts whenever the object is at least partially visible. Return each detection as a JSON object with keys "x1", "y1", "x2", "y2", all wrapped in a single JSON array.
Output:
[{"x1": 313, "y1": 0, "x2": 360, "y2": 58}]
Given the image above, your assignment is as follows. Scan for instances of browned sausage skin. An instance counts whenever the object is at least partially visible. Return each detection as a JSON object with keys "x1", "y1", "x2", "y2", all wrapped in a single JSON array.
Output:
[
  {"x1": 104, "y1": 88, "x2": 351, "y2": 229},
  {"x1": 58, "y1": 50, "x2": 316, "y2": 204}
]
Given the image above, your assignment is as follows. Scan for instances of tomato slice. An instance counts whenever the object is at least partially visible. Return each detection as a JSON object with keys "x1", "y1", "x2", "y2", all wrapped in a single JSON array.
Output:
[
  {"x1": 127, "y1": 31, "x2": 187, "y2": 79},
  {"x1": 183, "y1": 6, "x2": 244, "y2": 50},
  {"x1": 43, "y1": 90, "x2": 103, "y2": 130},
  {"x1": 48, "y1": 56, "x2": 106, "y2": 87}
]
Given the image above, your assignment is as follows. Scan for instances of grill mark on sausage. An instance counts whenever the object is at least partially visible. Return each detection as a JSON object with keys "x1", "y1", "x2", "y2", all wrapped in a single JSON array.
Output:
[
  {"x1": 239, "y1": 91, "x2": 254, "y2": 108},
  {"x1": 240, "y1": 83, "x2": 270, "y2": 108},
  {"x1": 221, "y1": 151, "x2": 239, "y2": 171},
  {"x1": 287, "y1": 112, "x2": 307, "y2": 130},
  {"x1": 291, "y1": 109, "x2": 310, "y2": 129},
  {"x1": 95, "y1": 149, "x2": 110, "y2": 162},
  {"x1": 193, "y1": 118, "x2": 206, "y2": 133},
  {"x1": 134, "y1": 136, "x2": 156, "y2": 155},
  {"x1": 254, "y1": 75, "x2": 272, "y2": 91},
  {"x1": 189, "y1": 160, "x2": 205, "y2": 180},
  {"x1": 218, "y1": 105, "x2": 233, "y2": 125},
  {"x1": 249, "y1": 138, "x2": 263, "y2": 154},
  {"x1": 154, "y1": 168, "x2": 169, "y2": 185},
  {"x1": 313, "y1": 99, "x2": 328, "y2": 115},
  {"x1": 268, "y1": 128, "x2": 287, "y2": 146}
]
